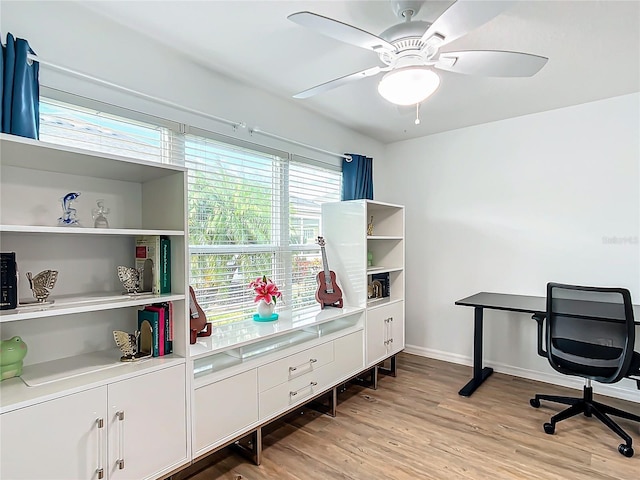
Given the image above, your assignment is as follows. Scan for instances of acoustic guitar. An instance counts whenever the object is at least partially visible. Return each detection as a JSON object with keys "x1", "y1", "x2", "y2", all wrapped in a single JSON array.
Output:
[
  {"x1": 315, "y1": 236, "x2": 343, "y2": 309},
  {"x1": 189, "y1": 286, "x2": 212, "y2": 344}
]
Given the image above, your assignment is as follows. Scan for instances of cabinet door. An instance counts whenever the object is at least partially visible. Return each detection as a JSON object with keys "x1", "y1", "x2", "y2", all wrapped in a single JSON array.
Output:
[
  {"x1": 366, "y1": 307, "x2": 388, "y2": 366},
  {"x1": 194, "y1": 369, "x2": 258, "y2": 455},
  {"x1": 366, "y1": 301, "x2": 404, "y2": 366},
  {"x1": 0, "y1": 387, "x2": 107, "y2": 480},
  {"x1": 108, "y1": 364, "x2": 187, "y2": 480},
  {"x1": 387, "y1": 301, "x2": 405, "y2": 355}
]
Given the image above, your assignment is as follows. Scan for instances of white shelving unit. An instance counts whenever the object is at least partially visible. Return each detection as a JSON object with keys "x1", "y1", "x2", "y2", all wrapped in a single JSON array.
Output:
[
  {"x1": 322, "y1": 200, "x2": 405, "y2": 368},
  {"x1": 0, "y1": 133, "x2": 189, "y2": 480}
]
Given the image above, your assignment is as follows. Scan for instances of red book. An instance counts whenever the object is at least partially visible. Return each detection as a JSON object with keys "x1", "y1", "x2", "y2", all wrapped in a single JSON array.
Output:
[{"x1": 145, "y1": 305, "x2": 165, "y2": 356}]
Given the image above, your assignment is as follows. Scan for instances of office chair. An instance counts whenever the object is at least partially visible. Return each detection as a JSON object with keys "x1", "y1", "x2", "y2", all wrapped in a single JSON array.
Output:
[{"x1": 530, "y1": 283, "x2": 640, "y2": 457}]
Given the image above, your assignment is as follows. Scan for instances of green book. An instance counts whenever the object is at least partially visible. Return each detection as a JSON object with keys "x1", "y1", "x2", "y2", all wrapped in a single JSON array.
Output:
[
  {"x1": 137, "y1": 308, "x2": 160, "y2": 357},
  {"x1": 160, "y1": 236, "x2": 171, "y2": 294}
]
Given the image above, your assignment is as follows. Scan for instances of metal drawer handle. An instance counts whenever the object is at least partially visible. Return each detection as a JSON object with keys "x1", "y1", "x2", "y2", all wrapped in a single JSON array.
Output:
[
  {"x1": 289, "y1": 381, "x2": 318, "y2": 397},
  {"x1": 96, "y1": 418, "x2": 105, "y2": 479},
  {"x1": 116, "y1": 410, "x2": 125, "y2": 470},
  {"x1": 289, "y1": 358, "x2": 318, "y2": 372}
]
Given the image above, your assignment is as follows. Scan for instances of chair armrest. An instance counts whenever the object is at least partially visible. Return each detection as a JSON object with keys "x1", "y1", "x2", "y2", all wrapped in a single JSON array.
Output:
[{"x1": 532, "y1": 313, "x2": 547, "y2": 357}]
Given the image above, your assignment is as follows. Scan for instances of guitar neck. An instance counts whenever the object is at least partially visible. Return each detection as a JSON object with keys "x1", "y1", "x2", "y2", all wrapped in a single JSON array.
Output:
[{"x1": 320, "y1": 245, "x2": 334, "y2": 293}]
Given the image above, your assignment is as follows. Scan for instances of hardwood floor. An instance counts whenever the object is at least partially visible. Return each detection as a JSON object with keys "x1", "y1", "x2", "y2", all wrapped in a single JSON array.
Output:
[{"x1": 182, "y1": 353, "x2": 639, "y2": 480}]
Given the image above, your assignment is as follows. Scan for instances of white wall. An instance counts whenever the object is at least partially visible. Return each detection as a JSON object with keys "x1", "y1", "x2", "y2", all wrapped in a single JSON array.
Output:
[
  {"x1": 379, "y1": 93, "x2": 640, "y2": 401},
  {"x1": 1, "y1": 1, "x2": 384, "y2": 166}
]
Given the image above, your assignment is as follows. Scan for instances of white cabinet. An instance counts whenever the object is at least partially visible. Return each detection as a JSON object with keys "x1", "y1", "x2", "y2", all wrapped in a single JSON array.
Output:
[
  {"x1": 0, "y1": 365, "x2": 187, "y2": 480},
  {"x1": 108, "y1": 365, "x2": 187, "y2": 480},
  {"x1": 0, "y1": 386, "x2": 106, "y2": 480},
  {"x1": 366, "y1": 301, "x2": 404, "y2": 365},
  {"x1": 322, "y1": 200, "x2": 405, "y2": 368},
  {"x1": 0, "y1": 133, "x2": 189, "y2": 478},
  {"x1": 191, "y1": 309, "x2": 364, "y2": 459}
]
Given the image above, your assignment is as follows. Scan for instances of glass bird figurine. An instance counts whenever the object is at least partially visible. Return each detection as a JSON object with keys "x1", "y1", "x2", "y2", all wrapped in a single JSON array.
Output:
[
  {"x1": 58, "y1": 192, "x2": 81, "y2": 226},
  {"x1": 92, "y1": 199, "x2": 110, "y2": 228},
  {"x1": 26, "y1": 270, "x2": 59, "y2": 303}
]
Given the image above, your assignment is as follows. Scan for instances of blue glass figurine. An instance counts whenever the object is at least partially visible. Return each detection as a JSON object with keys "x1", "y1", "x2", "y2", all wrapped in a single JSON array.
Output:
[{"x1": 58, "y1": 192, "x2": 81, "y2": 226}]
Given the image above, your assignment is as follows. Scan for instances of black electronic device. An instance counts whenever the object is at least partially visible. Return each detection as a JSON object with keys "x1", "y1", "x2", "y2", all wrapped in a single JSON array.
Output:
[{"x1": 1, "y1": 252, "x2": 18, "y2": 310}]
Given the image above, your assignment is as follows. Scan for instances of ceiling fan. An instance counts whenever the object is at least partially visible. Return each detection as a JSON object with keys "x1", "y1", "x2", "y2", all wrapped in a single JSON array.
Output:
[{"x1": 288, "y1": 0, "x2": 548, "y2": 106}]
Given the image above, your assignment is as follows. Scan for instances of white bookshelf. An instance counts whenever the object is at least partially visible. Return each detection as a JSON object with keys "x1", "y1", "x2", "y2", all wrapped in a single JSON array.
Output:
[
  {"x1": 322, "y1": 200, "x2": 405, "y2": 367},
  {"x1": 0, "y1": 133, "x2": 189, "y2": 480}
]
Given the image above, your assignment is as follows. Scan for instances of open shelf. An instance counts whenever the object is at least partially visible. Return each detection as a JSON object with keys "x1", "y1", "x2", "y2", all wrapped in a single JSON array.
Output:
[
  {"x1": 0, "y1": 292, "x2": 186, "y2": 322},
  {"x1": 0, "y1": 133, "x2": 184, "y2": 182},
  {"x1": 189, "y1": 305, "x2": 364, "y2": 360},
  {"x1": 0, "y1": 225, "x2": 184, "y2": 236}
]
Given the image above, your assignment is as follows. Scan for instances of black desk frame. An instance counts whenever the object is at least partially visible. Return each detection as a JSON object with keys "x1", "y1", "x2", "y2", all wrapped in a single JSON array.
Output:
[{"x1": 455, "y1": 292, "x2": 640, "y2": 397}]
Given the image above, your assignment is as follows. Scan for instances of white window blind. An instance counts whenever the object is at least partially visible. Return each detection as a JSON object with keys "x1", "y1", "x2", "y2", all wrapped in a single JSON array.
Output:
[
  {"x1": 186, "y1": 135, "x2": 342, "y2": 325},
  {"x1": 39, "y1": 97, "x2": 181, "y2": 164}
]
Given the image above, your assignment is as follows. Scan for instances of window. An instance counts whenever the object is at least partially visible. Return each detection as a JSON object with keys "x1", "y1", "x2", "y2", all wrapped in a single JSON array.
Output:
[
  {"x1": 39, "y1": 98, "x2": 175, "y2": 163},
  {"x1": 186, "y1": 132, "x2": 341, "y2": 325},
  {"x1": 38, "y1": 96, "x2": 342, "y2": 326}
]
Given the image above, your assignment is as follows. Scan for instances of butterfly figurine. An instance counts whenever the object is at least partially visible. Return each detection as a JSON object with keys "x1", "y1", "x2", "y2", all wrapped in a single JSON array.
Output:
[
  {"x1": 113, "y1": 330, "x2": 140, "y2": 362},
  {"x1": 117, "y1": 266, "x2": 141, "y2": 294},
  {"x1": 26, "y1": 270, "x2": 59, "y2": 303}
]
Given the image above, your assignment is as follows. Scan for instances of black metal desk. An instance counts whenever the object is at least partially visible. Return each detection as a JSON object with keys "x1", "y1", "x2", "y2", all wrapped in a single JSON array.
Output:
[{"x1": 455, "y1": 292, "x2": 640, "y2": 397}]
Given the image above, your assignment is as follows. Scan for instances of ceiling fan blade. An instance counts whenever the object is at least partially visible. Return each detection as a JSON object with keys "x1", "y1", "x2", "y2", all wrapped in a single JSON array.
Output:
[
  {"x1": 435, "y1": 50, "x2": 548, "y2": 77},
  {"x1": 293, "y1": 67, "x2": 382, "y2": 99},
  {"x1": 420, "y1": 0, "x2": 516, "y2": 47},
  {"x1": 288, "y1": 11, "x2": 394, "y2": 52}
]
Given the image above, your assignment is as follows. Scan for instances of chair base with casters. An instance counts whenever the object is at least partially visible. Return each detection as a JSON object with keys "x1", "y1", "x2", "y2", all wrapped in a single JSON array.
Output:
[{"x1": 530, "y1": 378, "x2": 640, "y2": 457}]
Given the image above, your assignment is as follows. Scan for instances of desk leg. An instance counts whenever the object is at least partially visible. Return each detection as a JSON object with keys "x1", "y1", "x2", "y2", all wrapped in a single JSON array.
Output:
[{"x1": 458, "y1": 306, "x2": 493, "y2": 397}]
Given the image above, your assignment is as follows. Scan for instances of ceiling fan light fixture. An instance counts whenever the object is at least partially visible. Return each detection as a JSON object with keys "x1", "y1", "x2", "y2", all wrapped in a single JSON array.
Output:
[{"x1": 377, "y1": 67, "x2": 440, "y2": 106}]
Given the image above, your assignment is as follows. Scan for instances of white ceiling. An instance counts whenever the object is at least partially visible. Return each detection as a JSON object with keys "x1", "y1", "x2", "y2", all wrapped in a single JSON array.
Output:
[{"x1": 78, "y1": 0, "x2": 640, "y2": 144}]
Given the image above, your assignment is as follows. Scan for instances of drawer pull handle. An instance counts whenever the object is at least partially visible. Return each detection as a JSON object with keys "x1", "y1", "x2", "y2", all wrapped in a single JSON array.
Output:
[
  {"x1": 290, "y1": 381, "x2": 318, "y2": 397},
  {"x1": 289, "y1": 358, "x2": 318, "y2": 372}
]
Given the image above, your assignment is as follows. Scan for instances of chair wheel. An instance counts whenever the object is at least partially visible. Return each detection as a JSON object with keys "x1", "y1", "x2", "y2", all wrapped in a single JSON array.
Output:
[
  {"x1": 618, "y1": 444, "x2": 634, "y2": 457},
  {"x1": 530, "y1": 398, "x2": 540, "y2": 408},
  {"x1": 543, "y1": 422, "x2": 555, "y2": 434}
]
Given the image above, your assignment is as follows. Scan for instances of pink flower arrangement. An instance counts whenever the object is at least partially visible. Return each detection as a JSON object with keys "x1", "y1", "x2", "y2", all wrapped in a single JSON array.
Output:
[{"x1": 249, "y1": 275, "x2": 282, "y2": 305}]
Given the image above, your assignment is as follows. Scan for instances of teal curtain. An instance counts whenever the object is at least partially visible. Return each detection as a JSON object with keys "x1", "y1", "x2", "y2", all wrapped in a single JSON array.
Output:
[
  {"x1": 342, "y1": 153, "x2": 373, "y2": 201},
  {"x1": 1, "y1": 33, "x2": 39, "y2": 139}
]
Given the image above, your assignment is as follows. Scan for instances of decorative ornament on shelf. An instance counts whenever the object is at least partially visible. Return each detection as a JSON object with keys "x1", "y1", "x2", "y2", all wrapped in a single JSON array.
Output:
[
  {"x1": 367, "y1": 216, "x2": 374, "y2": 236},
  {"x1": 92, "y1": 199, "x2": 110, "y2": 228},
  {"x1": 250, "y1": 275, "x2": 282, "y2": 321},
  {"x1": 58, "y1": 192, "x2": 81, "y2": 226},
  {"x1": 0, "y1": 336, "x2": 27, "y2": 381},
  {"x1": 117, "y1": 265, "x2": 148, "y2": 296},
  {"x1": 113, "y1": 330, "x2": 149, "y2": 362},
  {"x1": 24, "y1": 269, "x2": 58, "y2": 305}
]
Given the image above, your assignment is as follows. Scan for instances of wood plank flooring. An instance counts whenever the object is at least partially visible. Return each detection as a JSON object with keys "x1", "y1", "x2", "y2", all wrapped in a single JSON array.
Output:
[{"x1": 180, "y1": 353, "x2": 640, "y2": 480}]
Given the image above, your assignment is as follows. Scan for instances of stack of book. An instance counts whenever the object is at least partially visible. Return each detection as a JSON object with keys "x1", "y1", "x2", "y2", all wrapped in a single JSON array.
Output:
[
  {"x1": 137, "y1": 301, "x2": 174, "y2": 357},
  {"x1": 135, "y1": 235, "x2": 171, "y2": 294}
]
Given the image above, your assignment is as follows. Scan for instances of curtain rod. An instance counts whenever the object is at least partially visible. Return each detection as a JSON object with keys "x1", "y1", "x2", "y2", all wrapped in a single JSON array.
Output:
[
  {"x1": 27, "y1": 53, "x2": 244, "y2": 130},
  {"x1": 249, "y1": 127, "x2": 352, "y2": 161},
  {"x1": 27, "y1": 53, "x2": 353, "y2": 162}
]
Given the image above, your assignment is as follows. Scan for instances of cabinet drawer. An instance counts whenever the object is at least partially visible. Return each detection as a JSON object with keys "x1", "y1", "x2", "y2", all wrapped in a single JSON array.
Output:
[
  {"x1": 258, "y1": 340, "x2": 334, "y2": 392},
  {"x1": 194, "y1": 369, "x2": 258, "y2": 453},
  {"x1": 259, "y1": 361, "x2": 337, "y2": 420}
]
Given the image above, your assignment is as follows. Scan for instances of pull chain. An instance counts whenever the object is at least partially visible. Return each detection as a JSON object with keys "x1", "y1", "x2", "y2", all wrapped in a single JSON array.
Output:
[{"x1": 415, "y1": 103, "x2": 421, "y2": 125}]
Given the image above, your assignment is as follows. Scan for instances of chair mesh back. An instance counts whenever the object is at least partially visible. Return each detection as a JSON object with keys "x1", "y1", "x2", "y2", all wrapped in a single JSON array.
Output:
[{"x1": 547, "y1": 283, "x2": 634, "y2": 383}]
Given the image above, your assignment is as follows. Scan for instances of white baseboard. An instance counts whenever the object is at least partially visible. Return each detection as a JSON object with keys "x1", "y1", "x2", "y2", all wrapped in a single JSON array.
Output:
[{"x1": 404, "y1": 344, "x2": 640, "y2": 404}]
